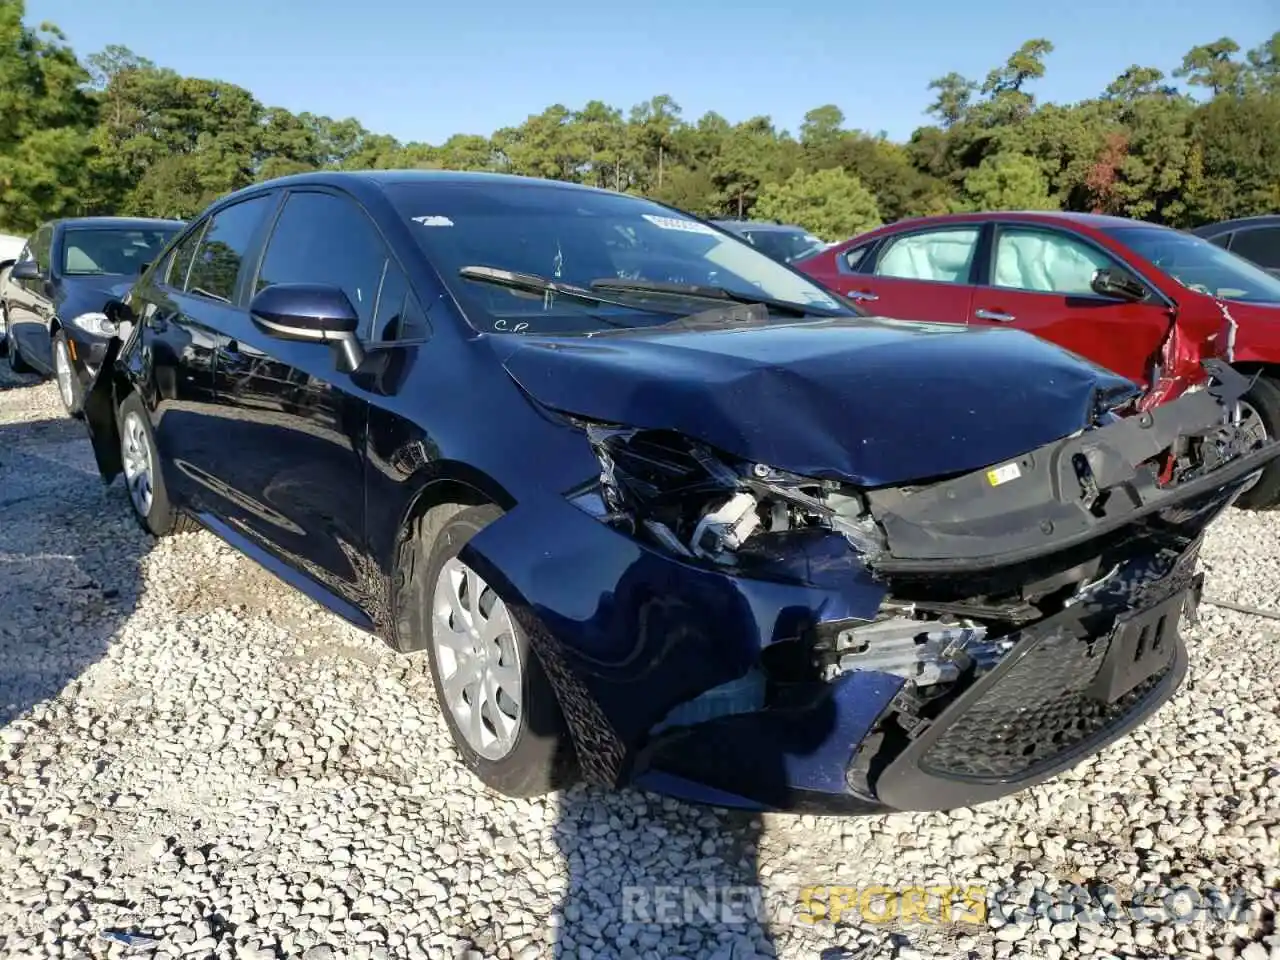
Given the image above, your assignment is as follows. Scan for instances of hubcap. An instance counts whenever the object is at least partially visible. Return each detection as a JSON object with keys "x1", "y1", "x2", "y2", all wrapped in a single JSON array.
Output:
[
  {"x1": 431, "y1": 556, "x2": 523, "y2": 760},
  {"x1": 121, "y1": 411, "x2": 154, "y2": 517},
  {"x1": 54, "y1": 340, "x2": 74, "y2": 410},
  {"x1": 1234, "y1": 400, "x2": 1268, "y2": 493}
]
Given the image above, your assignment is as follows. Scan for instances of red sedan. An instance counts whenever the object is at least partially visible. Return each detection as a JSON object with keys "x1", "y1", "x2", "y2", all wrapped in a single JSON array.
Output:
[{"x1": 797, "y1": 211, "x2": 1280, "y2": 508}]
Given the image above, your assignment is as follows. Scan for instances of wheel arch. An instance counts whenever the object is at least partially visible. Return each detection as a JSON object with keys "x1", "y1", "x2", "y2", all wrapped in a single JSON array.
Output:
[{"x1": 389, "y1": 468, "x2": 516, "y2": 653}]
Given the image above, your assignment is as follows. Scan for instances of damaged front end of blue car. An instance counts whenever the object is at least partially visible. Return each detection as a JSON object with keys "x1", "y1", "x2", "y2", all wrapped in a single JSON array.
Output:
[{"x1": 458, "y1": 353, "x2": 1280, "y2": 814}]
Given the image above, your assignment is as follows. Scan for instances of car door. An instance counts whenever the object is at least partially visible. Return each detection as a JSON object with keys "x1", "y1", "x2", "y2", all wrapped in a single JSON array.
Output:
[
  {"x1": 841, "y1": 225, "x2": 982, "y2": 323},
  {"x1": 143, "y1": 195, "x2": 278, "y2": 516},
  {"x1": 207, "y1": 188, "x2": 391, "y2": 615},
  {"x1": 10, "y1": 225, "x2": 55, "y2": 368},
  {"x1": 969, "y1": 223, "x2": 1174, "y2": 386},
  {"x1": 4, "y1": 239, "x2": 36, "y2": 341}
]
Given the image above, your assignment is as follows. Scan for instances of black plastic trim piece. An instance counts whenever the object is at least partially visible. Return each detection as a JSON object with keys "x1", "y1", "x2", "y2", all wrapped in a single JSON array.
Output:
[
  {"x1": 866, "y1": 379, "x2": 1280, "y2": 573},
  {"x1": 871, "y1": 596, "x2": 1190, "y2": 812}
]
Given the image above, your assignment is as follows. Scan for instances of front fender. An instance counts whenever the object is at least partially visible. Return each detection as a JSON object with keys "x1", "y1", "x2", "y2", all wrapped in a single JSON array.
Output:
[{"x1": 457, "y1": 493, "x2": 888, "y2": 786}]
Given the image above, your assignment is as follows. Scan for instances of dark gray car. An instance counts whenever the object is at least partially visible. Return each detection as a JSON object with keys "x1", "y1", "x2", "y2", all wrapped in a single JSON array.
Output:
[
  {"x1": 712, "y1": 220, "x2": 827, "y2": 264},
  {"x1": 1191, "y1": 215, "x2": 1280, "y2": 277}
]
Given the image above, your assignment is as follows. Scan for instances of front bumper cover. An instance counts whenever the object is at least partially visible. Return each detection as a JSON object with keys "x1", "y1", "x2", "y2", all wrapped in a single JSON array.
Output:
[{"x1": 462, "y1": 356, "x2": 1278, "y2": 813}]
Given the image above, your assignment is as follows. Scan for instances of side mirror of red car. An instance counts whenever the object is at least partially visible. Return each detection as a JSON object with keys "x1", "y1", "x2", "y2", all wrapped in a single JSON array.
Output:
[{"x1": 1091, "y1": 267, "x2": 1149, "y2": 303}]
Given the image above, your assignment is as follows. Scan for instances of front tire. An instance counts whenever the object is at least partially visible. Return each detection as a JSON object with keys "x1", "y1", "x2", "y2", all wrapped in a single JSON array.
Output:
[
  {"x1": 405, "y1": 503, "x2": 575, "y2": 797},
  {"x1": 1233, "y1": 374, "x2": 1280, "y2": 510},
  {"x1": 52, "y1": 331, "x2": 85, "y2": 418},
  {"x1": 117, "y1": 392, "x2": 198, "y2": 536}
]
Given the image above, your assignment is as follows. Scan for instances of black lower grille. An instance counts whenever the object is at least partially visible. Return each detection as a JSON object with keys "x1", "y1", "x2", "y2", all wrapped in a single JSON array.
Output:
[
  {"x1": 918, "y1": 625, "x2": 1172, "y2": 780},
  {"x1": 870, "y1": 542, "x2": 1202, "y2": 812}
]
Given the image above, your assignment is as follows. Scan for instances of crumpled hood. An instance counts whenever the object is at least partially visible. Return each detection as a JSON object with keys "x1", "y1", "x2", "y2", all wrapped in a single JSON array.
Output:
[{"x1": 497, "y1": 316, "x2": 1140, "y2": 487}]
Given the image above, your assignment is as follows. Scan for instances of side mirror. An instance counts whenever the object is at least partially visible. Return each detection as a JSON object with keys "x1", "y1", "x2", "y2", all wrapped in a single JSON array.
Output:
[
  {"x1": 11, "y1": 260, "x2": 42, "y2": 282},
  {"x1": 249, "y1": 283, "x2": 365, "y2": 373},
  {"x1": 1091, "y1": 267, "x2": 1149, "y2": 302}
]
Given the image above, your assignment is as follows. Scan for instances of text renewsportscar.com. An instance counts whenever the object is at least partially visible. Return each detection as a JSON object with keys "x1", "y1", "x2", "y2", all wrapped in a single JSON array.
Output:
[{"x1": 618, "y1": 881, "x2": 1261, "y2": 928}]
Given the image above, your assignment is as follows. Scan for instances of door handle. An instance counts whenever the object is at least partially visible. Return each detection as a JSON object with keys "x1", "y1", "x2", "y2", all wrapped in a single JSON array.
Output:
[
  {"x1": 845, "y1": 290, "x2": 879, "y2": 302},
  {"x1": 974, "y1": 308, "x2": 1016, "y2": 322}
]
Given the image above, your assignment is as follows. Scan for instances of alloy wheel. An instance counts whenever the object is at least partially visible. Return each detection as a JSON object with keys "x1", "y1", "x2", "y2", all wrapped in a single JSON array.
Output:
[
  {"x1": 1234, "y1": 400, "x2": 1267, "y2": 492},
  {"x1": 1235, "y1": 400, "x2": 1268, "y2": 447},
  {"x1": 120, "y1": 411, "x2": 154, "y2": 517},
  {"x1": 54, "y1": 339, "x2": 74, "y2": 411},
  {"x1": 431, "y1": 556, "x2": 524, "y2": 760}
]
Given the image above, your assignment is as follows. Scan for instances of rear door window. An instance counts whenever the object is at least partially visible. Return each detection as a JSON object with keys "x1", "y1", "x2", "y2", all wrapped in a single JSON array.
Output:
[
  {"x1": 185, "y1": 195, "x2": 273, "y2": 303},
  {"x1": 875, "y1": 228, "x2": 981, "y2": 283},
  {"x1": 163, "y1": 222, "x2": 207, "y2": 290}
]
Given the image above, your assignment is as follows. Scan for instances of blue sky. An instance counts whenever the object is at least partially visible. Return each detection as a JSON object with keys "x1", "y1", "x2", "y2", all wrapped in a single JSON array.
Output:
[{"x1": 26, "y1": 0, "x2": 1278, "y2": 145}]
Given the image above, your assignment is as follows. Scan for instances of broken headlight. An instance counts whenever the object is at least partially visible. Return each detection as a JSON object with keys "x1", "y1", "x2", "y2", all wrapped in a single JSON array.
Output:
[{"x1": 566, "y1": 422, "x2": 885, "y2": 566}]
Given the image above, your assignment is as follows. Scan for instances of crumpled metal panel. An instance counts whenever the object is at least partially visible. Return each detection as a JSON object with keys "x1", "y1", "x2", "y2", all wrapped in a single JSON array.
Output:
[{"x1": 497, "y1": 317, "x2": 1140, "y2": 488}]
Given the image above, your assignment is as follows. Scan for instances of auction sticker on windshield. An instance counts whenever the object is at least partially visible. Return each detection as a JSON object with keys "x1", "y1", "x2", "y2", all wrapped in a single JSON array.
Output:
[{"x1": 642, "y1": 214, "x2": 719, "y2": 236}]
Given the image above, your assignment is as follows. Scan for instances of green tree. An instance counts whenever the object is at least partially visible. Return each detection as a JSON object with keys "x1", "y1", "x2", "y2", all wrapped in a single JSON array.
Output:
[
  {"x1": 926, "y1": 73, "x2": 977, "y2": 127},
  {"x1": 1189, "y1": 91, "x2": 1280, "y2": 222},
  {"x1": 1175, "y1": 38, "x2": 1246, "y2": 96},
  {"x1": 959, "y1": 153, "x2": 1058, "y2": 211},
  {"x1": 754, "y1": 167, "x2": 882, "y2": 241},
  {"x1": 0, "y1": 1, "x2": 97, "y2": 228},
  {"x1": 1246, "y1": 32, "x2": 1280, "y2": 93}
]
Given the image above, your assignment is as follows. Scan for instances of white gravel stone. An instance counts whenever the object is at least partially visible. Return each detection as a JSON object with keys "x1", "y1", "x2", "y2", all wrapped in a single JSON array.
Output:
[{"x1": 1, "y1": 367, "x2": 1278, "y2": 959}]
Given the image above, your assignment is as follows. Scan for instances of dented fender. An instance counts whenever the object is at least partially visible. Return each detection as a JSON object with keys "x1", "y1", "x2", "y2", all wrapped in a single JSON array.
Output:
[{"x1": 456, "y1": 492, "x2": 887, "y2": 785}]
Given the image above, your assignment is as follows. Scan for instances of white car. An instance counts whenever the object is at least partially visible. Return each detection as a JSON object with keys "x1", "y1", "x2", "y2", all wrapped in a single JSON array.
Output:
[{"x1": 0, "y1": 232, "x2": 26, "y2": 346}]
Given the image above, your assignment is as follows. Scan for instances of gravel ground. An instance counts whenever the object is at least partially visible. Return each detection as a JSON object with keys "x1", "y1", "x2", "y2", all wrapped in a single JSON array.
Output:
[{"x1": 0, "y1": 363, "x2": 1278, "y2": 960}]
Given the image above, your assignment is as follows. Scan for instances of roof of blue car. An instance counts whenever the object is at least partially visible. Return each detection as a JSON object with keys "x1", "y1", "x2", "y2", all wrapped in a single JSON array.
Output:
[
  {"x1": 242, "y1": 169, "x2": 611, "y2": 195},
  {"x1": 53, "y1": 216, "x2": 186, "y2": 230}
]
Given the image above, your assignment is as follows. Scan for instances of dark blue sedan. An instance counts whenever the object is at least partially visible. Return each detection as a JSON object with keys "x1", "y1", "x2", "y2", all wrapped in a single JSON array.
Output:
[{"x1": 82, "y1": 171, "x2": 1277, "y2": 813}]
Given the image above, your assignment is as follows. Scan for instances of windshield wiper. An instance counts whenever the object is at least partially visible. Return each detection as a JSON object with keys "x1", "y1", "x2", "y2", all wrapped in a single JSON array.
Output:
[
  {"x1": 588, "y1": 277, "x2": 830, "y2": 318},
  {"x1": 458, "y1": 265, "x2": 672, "y2": 317}
]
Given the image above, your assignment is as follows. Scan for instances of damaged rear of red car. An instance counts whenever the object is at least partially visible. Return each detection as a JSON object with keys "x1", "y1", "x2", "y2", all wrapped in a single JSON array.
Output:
[{"x1": 798, "y1": 213, "x2": 1280, "y2": 507}]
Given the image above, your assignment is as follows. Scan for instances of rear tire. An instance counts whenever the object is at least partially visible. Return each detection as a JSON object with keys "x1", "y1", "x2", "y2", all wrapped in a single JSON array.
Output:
[
  {"x1": 1234, "y1": 374, "x2": 1280, "y2": 510},
  {"x1": 117, "y1": 392, "x2": 199, "y2": 536},
  {"x1": 5, "y1": 314, "x2": 32, "y2": 373},
  {"x1": 404, "y1": 502, "x2": 575, "y2": 797}
]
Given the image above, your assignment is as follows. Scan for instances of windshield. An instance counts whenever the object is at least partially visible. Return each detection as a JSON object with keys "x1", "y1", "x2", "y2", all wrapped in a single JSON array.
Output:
[
  {"x1": 743, "y1": 228, "x2": 826, "y2": 264},
  {"x1": 1106, "y1": 226, "x2": 1280, "y2": 304},
  {"x1": 384, "y1": 181, "x2": 848, "y2": 334},
  {"x1": 61, "y1": 226, "x2": 180, "y2": 277}
]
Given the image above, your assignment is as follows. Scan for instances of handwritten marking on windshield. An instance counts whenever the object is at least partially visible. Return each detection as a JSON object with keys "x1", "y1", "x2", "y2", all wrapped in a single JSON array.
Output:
[
  {"x1": 412, "y1": 215, "x2": 454, "y2": 227},
  {"x1": 494, "y1": 319, "x2": 529, "y2": 333}
]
